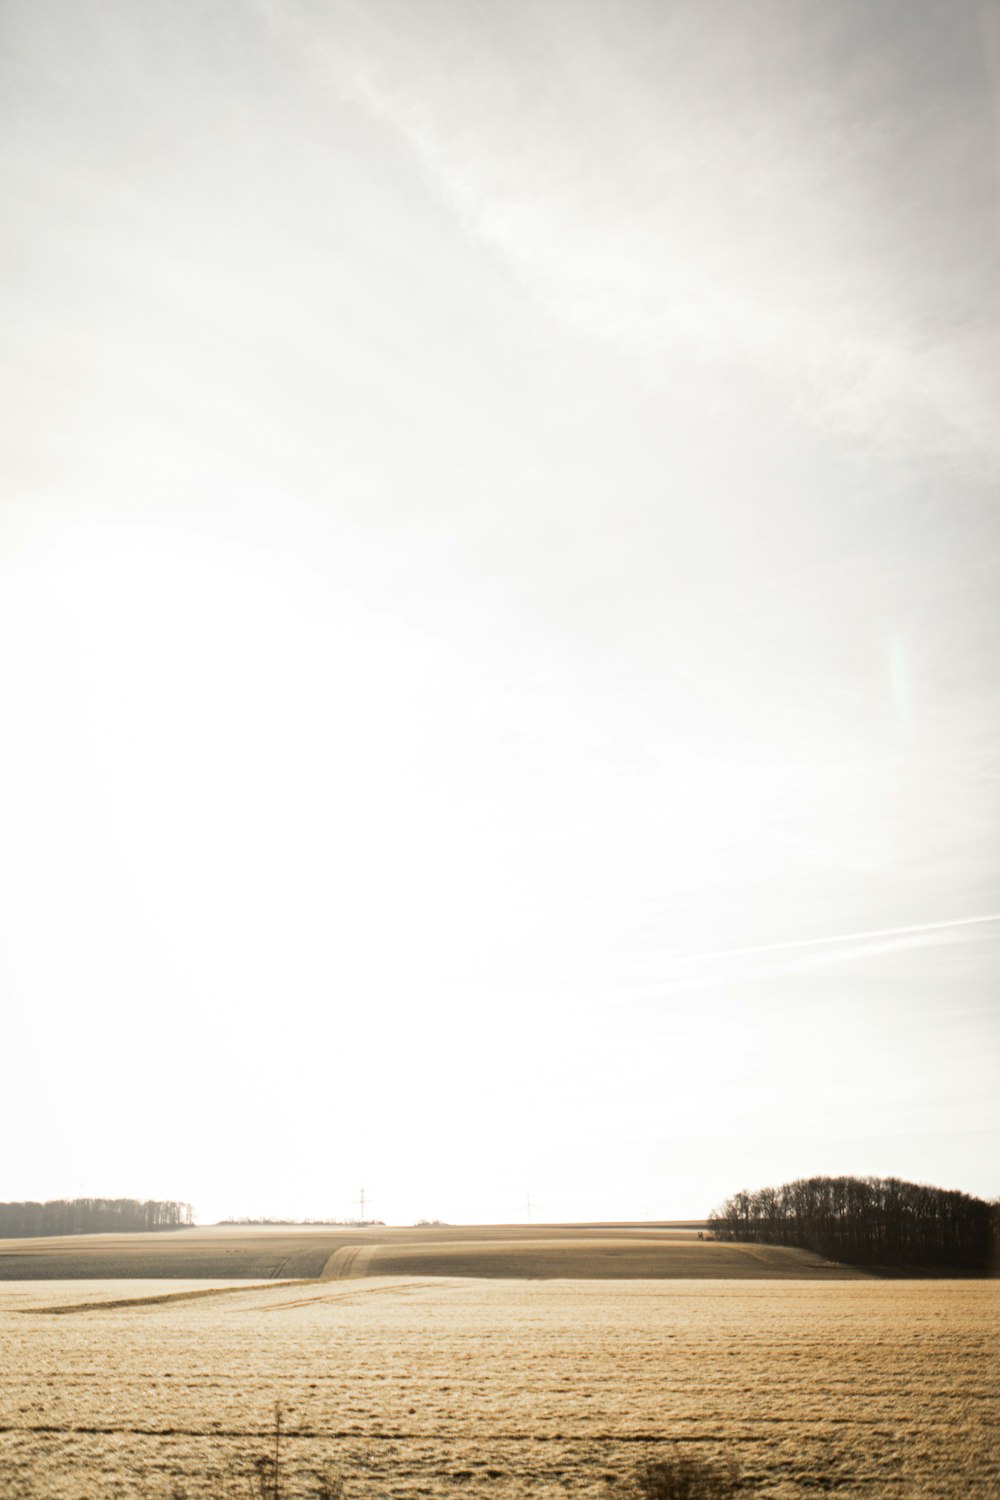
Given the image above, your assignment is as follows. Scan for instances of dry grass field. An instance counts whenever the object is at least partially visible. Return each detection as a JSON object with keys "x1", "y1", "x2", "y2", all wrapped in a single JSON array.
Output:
[
  {"x1": 0, "y1": 1224, "x2": 873, "y2": 1282},
  {"x1": 0, "y1": 1272, "x2": 996, "y2": 1498}
]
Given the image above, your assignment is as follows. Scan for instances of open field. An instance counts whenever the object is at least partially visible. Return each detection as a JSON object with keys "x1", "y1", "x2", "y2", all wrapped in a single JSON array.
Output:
[
  {"x1": 0, "y1": 1224, "x2": 876, "y2": 1282},
  {"x1": 0, "y1": 1276, "x2": 997, "y2": 1497}
]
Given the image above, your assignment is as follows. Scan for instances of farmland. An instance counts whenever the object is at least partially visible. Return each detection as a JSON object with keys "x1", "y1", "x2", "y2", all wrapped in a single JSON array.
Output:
[
  {"x1": 1, "y1": 1269, "x2": 997, "y2": 1497},
  {"x1": 0, "y1": 1223, "x2": 873, "y2": 1282}
]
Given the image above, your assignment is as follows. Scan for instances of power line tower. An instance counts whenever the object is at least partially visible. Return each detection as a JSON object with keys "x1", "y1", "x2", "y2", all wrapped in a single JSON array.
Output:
[{"x1": 354, "y1": 1187, "x2": 371, "y2": 1223}]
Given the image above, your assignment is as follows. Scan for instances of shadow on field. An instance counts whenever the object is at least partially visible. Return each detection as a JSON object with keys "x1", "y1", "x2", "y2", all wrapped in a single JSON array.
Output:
[
  {"x1": 608, "y1": 1453, "x2": 744, "y2": 1498},
  {"x1": 159, "y1": 1405, "x2": 750, "y2": 1499},
  {"x1": 167, "y1": 1455, "x2": 748, "y2": 1500}
]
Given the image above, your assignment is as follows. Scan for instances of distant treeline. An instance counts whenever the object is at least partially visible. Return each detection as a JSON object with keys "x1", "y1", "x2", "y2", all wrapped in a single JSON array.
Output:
[
  {"x1": 709, "y1": 1175, "x2": 998, "y2": 1269},
  {"x1": 218, "y1": 1217, "x2": 385, "y2": 1227},
  {"x1": 0, "y1": 1198, "x2": 194, "y2": 1237}
]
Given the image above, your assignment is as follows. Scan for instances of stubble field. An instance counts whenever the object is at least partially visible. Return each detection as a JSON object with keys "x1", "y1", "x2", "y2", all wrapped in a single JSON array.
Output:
[
  {"x1": 1, "y1": 1271, "x2": 997, "y2": 1499},
  {"x1": 0, "y1": 1224, "x2": 869, "y2": 1282}
]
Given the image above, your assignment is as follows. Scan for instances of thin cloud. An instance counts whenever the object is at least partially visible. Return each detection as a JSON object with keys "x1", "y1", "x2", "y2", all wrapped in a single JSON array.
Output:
[
  {"x1": 670, "y1": 911, "x2": 1000, "y2": 967},
  {"x1": 623, "y1": 916, "x2": 1000, "y2": 1004}
]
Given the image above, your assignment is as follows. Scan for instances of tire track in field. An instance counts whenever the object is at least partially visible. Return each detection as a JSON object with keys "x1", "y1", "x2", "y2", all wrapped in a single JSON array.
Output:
[
  {"x1": 21, "y1": 1282, "x2": 307, "y2": 1316},
  {"x1": 0, "y1": 1423, "x2": 887, "y2": 1439},
  {"x1": 250, "y1": 1280, "x2": 437, "y2": 1312},
  {"x1": 28, "y1": 1275, "x2": 438, "y2": 1319},
  {"x1": 319, "y1": 1243, "x2": 379, "y2": 1280}
]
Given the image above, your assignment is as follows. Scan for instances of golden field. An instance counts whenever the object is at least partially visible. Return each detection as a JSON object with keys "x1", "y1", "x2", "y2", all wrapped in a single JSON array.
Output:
[
  {"x1": 0, "y1": 1224, "x2": 870, "y2": 1282},
  {"x1": 1, "y1": 1267, "x2": 997, "y2": 1498}
]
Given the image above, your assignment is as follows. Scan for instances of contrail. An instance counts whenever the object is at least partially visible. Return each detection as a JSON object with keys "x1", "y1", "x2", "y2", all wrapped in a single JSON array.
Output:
[{"x1": 674, "y1": 912, "x2": 1000, "y2": 965}]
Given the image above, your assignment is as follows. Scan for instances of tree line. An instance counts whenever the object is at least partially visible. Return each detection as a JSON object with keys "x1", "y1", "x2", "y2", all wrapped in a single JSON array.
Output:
[
  {"x1": 708, "y1": 1175, "x2": 998, "y2": 1269},
  {"x1": 218, "y1": 1217, "x2": 386, "y2": 1226},
  {"x1": 0, "y1": 1198, "x2": 194, "y2": 1237}
]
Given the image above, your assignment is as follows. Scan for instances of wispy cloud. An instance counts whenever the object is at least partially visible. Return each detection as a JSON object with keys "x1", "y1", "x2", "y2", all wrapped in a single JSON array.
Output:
[
  {"x1": 670, "y1": 911, "x2": 1000, "y2": 967},
  {"x1": 602, "y1": 913, "x2": 1000, "y2": 1005},
  {"x1": 310, "y1": 0, "x2": 1000, "y2": 473}
]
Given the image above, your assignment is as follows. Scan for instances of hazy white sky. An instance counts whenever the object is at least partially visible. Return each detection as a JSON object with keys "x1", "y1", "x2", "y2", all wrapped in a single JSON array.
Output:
[{"x1": 1, "y1": 0, "x2": 998, "y2": 1223}]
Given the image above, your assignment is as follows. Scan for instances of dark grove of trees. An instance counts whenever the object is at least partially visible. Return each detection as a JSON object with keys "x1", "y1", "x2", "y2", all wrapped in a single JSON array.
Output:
[
  {"x1": 709, "y1": 1175, "x2": 999, "y2": 1270},
  {"x1": 0, "y1": 1198, "x2": 194, "y2": 1237}
]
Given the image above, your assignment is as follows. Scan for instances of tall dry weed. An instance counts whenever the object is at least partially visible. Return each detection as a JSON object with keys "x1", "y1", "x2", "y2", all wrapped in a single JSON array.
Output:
[{"x1": 168, "y1": 1403, "x2": 346, "y2": 1500}]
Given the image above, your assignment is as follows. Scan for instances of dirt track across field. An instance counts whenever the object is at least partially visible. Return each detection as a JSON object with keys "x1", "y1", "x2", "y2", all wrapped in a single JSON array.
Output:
[
  {"x1": 320, "y1": 1243, "x2": 380, "y2": 1279},
  {"x1": 0, "y1": 1223, "x2": 873, "y2": 1281}
]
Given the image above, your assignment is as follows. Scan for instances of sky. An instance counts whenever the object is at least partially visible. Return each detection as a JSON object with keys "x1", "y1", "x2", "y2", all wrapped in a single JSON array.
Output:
[{"x1": 1, "y1": 0, "x2": 998, "y2": 1225}]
